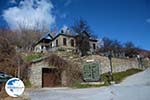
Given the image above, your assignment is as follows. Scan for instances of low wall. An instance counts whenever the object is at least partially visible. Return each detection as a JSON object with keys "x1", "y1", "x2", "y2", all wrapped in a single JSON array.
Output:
[{"x1": 82, "y1": 55, "x2": 139, "y2": 74}]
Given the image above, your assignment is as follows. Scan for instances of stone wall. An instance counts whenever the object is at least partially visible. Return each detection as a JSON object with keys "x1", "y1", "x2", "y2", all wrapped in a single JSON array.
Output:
[
  {"x1": 29, "y1": 61, "x2": 47, "y2": 88},
  {"x1": 82, "y1": 55, "x2": 139, "y2": 74},
  {"x1": 29, "y1": 61, "x2": 68, "y2": 88},
  {"x1": 29, "y1": 53, "x2": 143, "y2": 87},
  {"x1": 56, "y1": 52, "x2": 141, "y2": 74}
]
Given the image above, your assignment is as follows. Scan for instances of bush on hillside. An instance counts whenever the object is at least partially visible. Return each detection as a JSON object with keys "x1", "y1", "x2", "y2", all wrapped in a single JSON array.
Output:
[
  {"x1": 0, "y1": 36, "x2": 29, "y2": 79},
  {"x1": 46, "y1": 54, "x2": 82, "y2": 86}
]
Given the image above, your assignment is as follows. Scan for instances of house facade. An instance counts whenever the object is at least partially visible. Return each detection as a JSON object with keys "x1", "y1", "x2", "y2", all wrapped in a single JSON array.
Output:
[
  {"x1": 34, "y1": 31, "x2": 99, "y2": 53},
  {"x1": 50, "y1": 33, "x2": 77, "y2": 52}
]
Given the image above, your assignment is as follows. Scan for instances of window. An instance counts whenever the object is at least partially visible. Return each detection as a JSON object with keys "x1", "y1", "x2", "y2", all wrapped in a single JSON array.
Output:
[
  {"x1": 50, "y1": 43, "x2": 52, "y2": 48},
  {"x1": 56, "y1": 40, "x2": 58, "y2": 47},
  {"x1": 63, "y1": 38, "x2": 67, "y2": 46},
  {"x1": 71, "y1": 39, "x2": 74, "y2": 47},
  {"x1": 93, "y1": 43, "x2": 96, "y2": 50}
]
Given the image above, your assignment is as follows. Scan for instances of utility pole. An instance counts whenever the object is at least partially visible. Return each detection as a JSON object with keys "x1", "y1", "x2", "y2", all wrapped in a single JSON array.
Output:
[
  {"x1": 108, "y1": 51, "x2": 113, "y2": 81},
  {"x1": 17, "y1": 55, "x2": 20, "y2": 79}
]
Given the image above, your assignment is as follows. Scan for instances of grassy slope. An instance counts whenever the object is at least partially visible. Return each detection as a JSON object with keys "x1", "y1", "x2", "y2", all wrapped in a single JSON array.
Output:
[
  {"x1": 23, "y1": 53, "x2": 44, "y2": 62},
  {"x1": 74, "y1": 68, "x2": 142, "y2": 88}
]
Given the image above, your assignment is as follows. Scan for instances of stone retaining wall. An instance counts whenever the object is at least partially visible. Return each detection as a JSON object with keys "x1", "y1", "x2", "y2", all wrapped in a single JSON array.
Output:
[
  {"x1": 29, "y1": 54, "x2": 142, "y2": 87},
  {"x1": 82, "y1": 55, "x2": 139, "y2": 74}
]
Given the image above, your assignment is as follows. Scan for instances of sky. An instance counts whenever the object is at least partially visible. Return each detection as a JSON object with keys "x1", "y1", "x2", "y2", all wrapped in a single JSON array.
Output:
[{"x1": 0, "y1": 0, "x2": 150, "y2": 50}]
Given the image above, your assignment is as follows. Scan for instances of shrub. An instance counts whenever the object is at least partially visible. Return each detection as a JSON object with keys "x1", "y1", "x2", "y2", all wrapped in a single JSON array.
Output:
[
  {"x1": 0, "y1": 83, "x2": 8, "y2": 99},
  {"x1": 24, "y1": 80, "x2": 32, "y2": 88},
  {"x1": 0, "y1": 36, "x2": 17, "y2": 76},
  {"x1": 46, "y1": 54, "x2": 82, "y2": 86}
]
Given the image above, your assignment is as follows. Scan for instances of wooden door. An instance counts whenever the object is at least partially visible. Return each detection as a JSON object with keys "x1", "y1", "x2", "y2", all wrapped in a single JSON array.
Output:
[{"x1": 42, "y1": 68, "x2": 61, "y2": 87}]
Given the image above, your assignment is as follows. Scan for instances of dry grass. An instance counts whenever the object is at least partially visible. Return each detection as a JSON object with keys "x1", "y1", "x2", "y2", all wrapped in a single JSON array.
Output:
[
  {"x1": 0, "y1": 83, "x2": 8, "y2": 99},
  {"x1": 0, "y1": 83, "x2": 30, "y2": 100}
]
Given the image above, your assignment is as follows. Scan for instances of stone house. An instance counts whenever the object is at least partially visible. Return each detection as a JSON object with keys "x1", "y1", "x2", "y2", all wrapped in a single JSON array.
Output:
[{"x1": 34, "y1": 31, "x2": 99, "y2": 53}]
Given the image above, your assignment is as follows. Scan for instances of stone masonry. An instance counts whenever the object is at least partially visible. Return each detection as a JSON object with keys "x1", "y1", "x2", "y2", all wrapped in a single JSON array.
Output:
[
  {"x1": 29, "y1": 54, "x2": 140, "y2": 88},
  {"x1": 29, "y1": 61, "x2": 67, "y2": 88}
]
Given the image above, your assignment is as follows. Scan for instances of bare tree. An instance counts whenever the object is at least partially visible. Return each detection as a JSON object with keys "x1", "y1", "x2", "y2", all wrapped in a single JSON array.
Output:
[
  {"x1": 0, "y1": 19, "x2": 53, "y2": 52},
  {"x1": 111, "y1": 40, "x2": 122, "y2": 57},
  {"x1": 0, "y1": 28, "x2": 20, "y2": 47},
  {"x1": 72, "y1": 18, "x2": 91, "y2": 34},
  {"x1": 72, "y1": 18, "x2": 92, "y2": 56},
  {"x1": 14, "y1": 20, "x2": 45, "y2": 51},
  {"x1": 100, "y1": 37, "x2": 126, "y2": 57},
  {"x1": 148, "y1": 51, "x2": 150, "y2": 59},
  {"x1": 0, "y1": 36, "x2": 18, "y2": 76},
  {"x1": 124, "y1": 41, "x2": 139, "y2": 58},
  {"x1": 0, "y1": 36, "x2": 29, "y2": 79},
  {"x1": 100, "y1": 37, "x2": 113, "y2": 54}
]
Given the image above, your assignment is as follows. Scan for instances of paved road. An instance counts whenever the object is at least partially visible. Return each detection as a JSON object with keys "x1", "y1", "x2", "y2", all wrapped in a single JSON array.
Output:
[{"x1": 27, "y1": 68, "x2": 150, "y2": 100}]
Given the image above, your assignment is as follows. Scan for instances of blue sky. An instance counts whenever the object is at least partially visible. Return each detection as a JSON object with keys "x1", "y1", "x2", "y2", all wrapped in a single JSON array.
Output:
[{"x1": 0, "y1": 0, "x2": 150, "y2": 50}]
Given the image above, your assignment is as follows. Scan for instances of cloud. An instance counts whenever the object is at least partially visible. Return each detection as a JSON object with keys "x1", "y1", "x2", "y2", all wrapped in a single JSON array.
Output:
[
  {"x1": 64, "y1": 0, "x2": 72, "y2": 6},
  {"x1": 9, "y1": 0, "x2": 17, "y2": 4},
  {"x1": 146, "y1": 18, "x2": 150, "y2": 24},
  {"x1": 3, "y1": 0, "x2": 55, "y2": 30},
  {"x1": 60, "y1": 13, "x2": 67, "y2": 18}
]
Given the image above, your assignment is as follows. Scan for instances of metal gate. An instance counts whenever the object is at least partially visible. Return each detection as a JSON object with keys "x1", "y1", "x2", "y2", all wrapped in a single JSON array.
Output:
[{"x1": 82, "y1": 61, "x2": 101, "y2": 82}]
